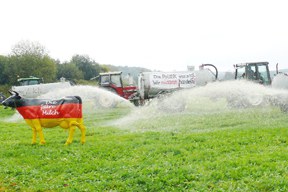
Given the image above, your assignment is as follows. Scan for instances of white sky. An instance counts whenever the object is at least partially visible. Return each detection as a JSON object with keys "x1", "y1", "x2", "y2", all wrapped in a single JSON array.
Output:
[{"x1": 1, "y1": 0, "x2": 288, "y2": 72}]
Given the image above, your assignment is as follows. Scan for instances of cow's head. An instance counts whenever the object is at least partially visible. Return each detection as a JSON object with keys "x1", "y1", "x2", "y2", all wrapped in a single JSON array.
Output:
[{"x1": 1, "y1": 91, "x2": 21, "y2": 109}]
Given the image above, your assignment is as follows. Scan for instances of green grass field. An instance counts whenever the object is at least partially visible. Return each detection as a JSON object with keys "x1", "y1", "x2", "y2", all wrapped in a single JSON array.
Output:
[{"x1": 1, "y1": 103, "x2": 288, "y2": 191}]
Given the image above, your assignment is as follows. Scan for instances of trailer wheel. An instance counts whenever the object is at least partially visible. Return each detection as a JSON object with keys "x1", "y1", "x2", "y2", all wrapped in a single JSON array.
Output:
[
  {"x1": 156, "y1": 94, "x2": 186, "y2": 112},
  {"x1": 279, "y1": 104, "x2": 288, "y2": 113},
  {"x1": 132, "y1": 100, "x2": 140, "y2": 106},
  {"x1": 97, "y1": 96, "x2": 116, "y2": 108},
  {"x1": 95, "y1": 88, "x2": 117, "y2": 108},
  {"x1": 269, "y1": 95, "x2": 288, "y2": 113}
]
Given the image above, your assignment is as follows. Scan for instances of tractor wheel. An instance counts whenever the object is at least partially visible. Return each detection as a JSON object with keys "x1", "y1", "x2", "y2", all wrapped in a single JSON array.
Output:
[
  {"x1": 269, "y1": 95, "x2": 288, "y2": 113},
  {"x1": 226, "y1": 94, "x2": 264, "y2": 108},
  {"x1": 246, "y1": 94, "x2": 264, "y2": 106}
]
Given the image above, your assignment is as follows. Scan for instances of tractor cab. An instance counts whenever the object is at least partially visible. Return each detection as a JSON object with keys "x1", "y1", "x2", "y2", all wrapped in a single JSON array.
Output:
[
  {"x1": 17, "y1": 76, "x2": 42, "y2": 86},
  {"x1": 234, "y1": 62, "x2": 272, "y2": 85},
  {"x1": 99, "y1": 72, "x2": 123, "y2": 89},
  {"x1": 98, "y1": 72, "x2": 138, "y2": 101}
]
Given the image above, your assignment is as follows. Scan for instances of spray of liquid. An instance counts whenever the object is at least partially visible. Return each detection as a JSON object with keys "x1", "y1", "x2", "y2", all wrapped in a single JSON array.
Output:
[
  {"x1": 2, "y1": 81, "x2": 288, "y2": 132},
  {"x1": 3, "y1": 85, "x2": 133, "y2": 122},
  {"x1": 112, "y1": 80, "x2": 288, "y2": 131}
]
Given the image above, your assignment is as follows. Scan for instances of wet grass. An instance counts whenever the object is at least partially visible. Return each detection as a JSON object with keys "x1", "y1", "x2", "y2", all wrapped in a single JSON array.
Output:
[{"x1": 1, "y1": 105, "x2": 288, "y2": 191}]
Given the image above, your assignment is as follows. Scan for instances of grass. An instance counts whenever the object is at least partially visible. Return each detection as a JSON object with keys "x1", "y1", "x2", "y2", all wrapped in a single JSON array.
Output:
[{"x1": 1, "y1": 104, "x2": 288, "y2": 191}]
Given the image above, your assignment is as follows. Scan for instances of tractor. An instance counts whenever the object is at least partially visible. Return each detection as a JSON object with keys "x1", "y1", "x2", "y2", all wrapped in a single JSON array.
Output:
[
  {"x1": 229, "y1": 61, "x2": 288, "y2": 109},
  {"x1": 97, "y1": 72, "x2": 140, "y2": 106},
  {"x1": 234, "y1": 61, "x2": 272, "y2": 85},
  {"x1": 96, "y1": 65, "x2": 218, "y2": 108}
]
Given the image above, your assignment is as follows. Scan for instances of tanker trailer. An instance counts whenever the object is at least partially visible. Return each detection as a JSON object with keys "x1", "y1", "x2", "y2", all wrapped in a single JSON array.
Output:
[
  {"x1": 138, "y1": 64, "x2": 218, "y2": 101},
  {"x1": 270, "y1": 64, "x2": 288, "y2": 112},
  {"x1": 271, "y1": 63, "x2": 288, "y2": 89},
  {"x1": 136, "y1": 64, "x2": 218, "y2": 111}
]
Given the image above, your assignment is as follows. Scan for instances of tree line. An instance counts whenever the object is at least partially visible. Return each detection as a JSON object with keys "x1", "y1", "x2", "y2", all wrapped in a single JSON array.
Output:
[{"x1": 0, "y1": 41, "x2": 109, "y2": 86}]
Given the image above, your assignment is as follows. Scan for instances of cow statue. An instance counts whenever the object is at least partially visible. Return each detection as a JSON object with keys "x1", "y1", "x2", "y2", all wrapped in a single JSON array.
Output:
[{"x1": 1, "y1": 91, "x2": 86, "y2": 145}]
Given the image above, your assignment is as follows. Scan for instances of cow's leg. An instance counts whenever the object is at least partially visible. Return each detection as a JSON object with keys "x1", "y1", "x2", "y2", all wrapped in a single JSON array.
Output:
[
  {"x1": 78, "y1": 124, "x2": 86, "y2": 144},
  {"x1": 37, "y1": 127, "x2": 46, "y2": 145},
  {"x1": 73, "y1": 120, "x2": 86, "y2": 144},
  {"x1": 26, "y1": 120, "x2": 37, "y2": 144},
  {"x1": 32, "y1": 120, "x2": 46, "y2": 144},
  {"x1": 65, "y1": 126, "x2": 76, "y2": 145},
  {"x1": 31, "y1": 127, "x2": 37, "y2": 144}
]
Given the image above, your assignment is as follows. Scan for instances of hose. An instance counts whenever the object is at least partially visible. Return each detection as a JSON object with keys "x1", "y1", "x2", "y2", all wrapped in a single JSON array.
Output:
[{"x1": 200, "y1": 64, "x2": 218, "y2": 80}]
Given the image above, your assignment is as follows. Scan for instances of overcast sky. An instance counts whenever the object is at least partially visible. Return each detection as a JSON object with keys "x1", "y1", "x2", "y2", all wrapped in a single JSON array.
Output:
[{"x1": 1, "y1": 0, "x2": 287, "y2": 72}]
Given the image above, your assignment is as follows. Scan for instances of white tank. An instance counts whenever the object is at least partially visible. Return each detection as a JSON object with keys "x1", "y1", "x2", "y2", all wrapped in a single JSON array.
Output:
[
  {"x1": 12, "y1": 81, "x2": 72, "y2": 98},
  {"x1": 138, "y1": 69, "x2": 216, "y2": 100},
  {"x1": 272, "y1": 73, "x2": 288, "y2": 90}
]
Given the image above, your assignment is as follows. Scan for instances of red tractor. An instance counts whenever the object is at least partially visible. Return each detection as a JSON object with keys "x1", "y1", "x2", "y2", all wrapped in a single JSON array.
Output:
[{"x1": 97, "y1": 72, "x2": 140, "y2": 106}]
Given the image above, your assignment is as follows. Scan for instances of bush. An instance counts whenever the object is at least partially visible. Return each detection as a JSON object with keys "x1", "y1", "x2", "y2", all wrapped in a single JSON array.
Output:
[
  {"x1": 75, "y1": 79, "x2": 98, "y2": 86},
  {"x1": 0, "y1": 85, "x2": 10, "y2": 97}
]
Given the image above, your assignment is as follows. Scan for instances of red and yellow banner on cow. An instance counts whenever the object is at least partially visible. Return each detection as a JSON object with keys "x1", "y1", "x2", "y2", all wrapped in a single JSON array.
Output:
[{"x1": 16, "y1": 98, "x2": 82, "y2": 119}]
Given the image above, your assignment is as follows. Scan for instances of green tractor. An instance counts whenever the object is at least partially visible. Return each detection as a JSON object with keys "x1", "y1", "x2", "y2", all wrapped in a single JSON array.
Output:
[
  {"x1": 16, "y1": 76, "x2": 43, "y2": 86},
  {"x1": 234, "y1": 62, "x2": 272, "y2": 85}
]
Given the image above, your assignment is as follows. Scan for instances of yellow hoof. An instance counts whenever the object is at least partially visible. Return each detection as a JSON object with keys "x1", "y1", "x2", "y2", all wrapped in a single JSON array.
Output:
[{"x1": 40, "y1": 141, "x2": 46, "y2": 145}]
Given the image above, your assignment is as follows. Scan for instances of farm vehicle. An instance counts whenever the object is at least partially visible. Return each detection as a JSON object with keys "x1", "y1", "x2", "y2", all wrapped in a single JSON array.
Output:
[
  {"x1": 0, "y1": 76, "x2": 72, "y2": 107},
  {"x1": 234, "y1": 61, "x2": 288, "y2": 88},
  {"x1": 11, "y1": 76, "x2": 72, "y2": 98},
  {"x1": 234, "y1": 61, "x2": 272, "y2": 85},
  {"x1": 96, "y1": 64, "x2": 218, "y2": 108},
  {"x1": 228, "y1": 61, "x2": 288, "y2": 110},
  {"x1": 95, "y1": 72, "x2": 140, "y2": 108},
  {"x1": 2, "y1": 62, "x2": 288, "y2": 112},
  {"x1": 97, "y1": 62, "x2": 288, "y2": 112}
]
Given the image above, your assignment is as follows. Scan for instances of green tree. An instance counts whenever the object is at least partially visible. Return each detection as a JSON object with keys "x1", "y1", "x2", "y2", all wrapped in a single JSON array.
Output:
[
  {"x1": 100, "y1": 65, "x2": 110, "y2": 73},
  {"x1": 11, "y1": 40, "x2": 47, "y2": 57},
  {"x1": 56, "y1": 62, "x2": 84, "y2": 81},
  {"x1": 0, "y1": 55, "x2": 9, "y2": 84},
  {"x1": 6, "y1": 40, "x2": 57, "y2": 84},
  {"x1": 71, "y1": 55, "x2": 101, "y2": 80}
]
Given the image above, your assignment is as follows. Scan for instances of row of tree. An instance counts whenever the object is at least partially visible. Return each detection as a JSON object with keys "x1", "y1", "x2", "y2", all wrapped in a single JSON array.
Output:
[{"x1": 0, "y1": 41, "x2": 109, "y2": 85}]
